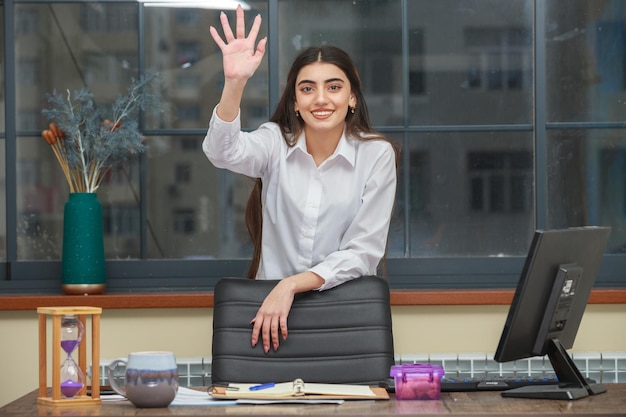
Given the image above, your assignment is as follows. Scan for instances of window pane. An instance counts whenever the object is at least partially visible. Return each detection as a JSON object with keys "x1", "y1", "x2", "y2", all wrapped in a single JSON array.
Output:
[
  {"x1": 98, "y1": 163, "x2": 141, "y2": 258},
  {"x1": 547, "y1": 129, "x2": 626, "y2": 252},
  {"x1": 17, "y1": 137, "x2": 64, "y2": 260},
  {"x1": 546, "y1": 1, "x2": 626, "y2": 122},
  {"x1": 15, "y1": 2, "x2": 141, "y2": 260},
  {"x1": 144, "y1": 2, "x2": 269, "y2": 130},
  {"x1": 407, "y1": 0, "x2": 533, "y2": 125},
  {"x1": 402, "y1": 132, "x2": 534, "y2": 257},
  {"x1": 15, "y1": 3, "x2": 139, "y2": 132},
  {"x1": 146, "y1": 135, "x2": 253, "y2": 259},
  {"x1": 277, "y1": 0, "x2": 403, "y2": 127}
]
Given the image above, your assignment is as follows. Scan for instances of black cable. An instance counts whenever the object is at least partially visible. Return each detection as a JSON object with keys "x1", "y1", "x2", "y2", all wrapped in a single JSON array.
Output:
[{"x1": 48, "y1": 5, "x2": 87, "y2": 88}]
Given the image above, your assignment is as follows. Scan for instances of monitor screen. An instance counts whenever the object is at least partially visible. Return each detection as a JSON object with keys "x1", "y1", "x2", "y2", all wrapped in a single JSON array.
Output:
[{"x1": 494, "y1": 226, "x2": 611, "y2": 400}]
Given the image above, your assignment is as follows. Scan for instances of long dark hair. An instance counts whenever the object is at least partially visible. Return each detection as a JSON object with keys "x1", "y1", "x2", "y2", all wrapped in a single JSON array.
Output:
[{"x1": 245, "y1": 45, "x2": 399, "y2": 279}]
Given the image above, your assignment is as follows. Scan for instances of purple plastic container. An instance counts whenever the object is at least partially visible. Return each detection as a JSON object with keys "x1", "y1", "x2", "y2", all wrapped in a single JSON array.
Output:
[{"x1": 390, "y1": 364, "x2": 445, "y2": 400}]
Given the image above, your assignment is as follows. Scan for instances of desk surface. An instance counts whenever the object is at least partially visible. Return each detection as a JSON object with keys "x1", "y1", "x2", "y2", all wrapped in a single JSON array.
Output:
[{"x1": 3, "y1": 385, "x2": 626, "y2": 417}]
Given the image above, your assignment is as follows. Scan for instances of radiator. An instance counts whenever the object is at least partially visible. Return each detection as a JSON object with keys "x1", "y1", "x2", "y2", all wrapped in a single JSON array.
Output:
[{"x1": 97, "y1": 351, "x2": 626, "y2": 386}]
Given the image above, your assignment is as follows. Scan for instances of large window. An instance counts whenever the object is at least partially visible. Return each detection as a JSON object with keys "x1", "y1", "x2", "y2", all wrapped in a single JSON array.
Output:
[{"x1": 2, "y1": 0, "x2": 626, "y2": 293}]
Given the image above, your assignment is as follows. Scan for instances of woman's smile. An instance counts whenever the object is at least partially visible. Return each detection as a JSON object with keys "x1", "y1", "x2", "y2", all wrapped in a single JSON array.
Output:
[{"x1": 311, "y1": 109, "x2": 334, "y2": 119}]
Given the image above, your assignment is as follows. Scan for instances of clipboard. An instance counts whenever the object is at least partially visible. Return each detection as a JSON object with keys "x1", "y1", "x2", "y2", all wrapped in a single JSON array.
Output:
[{"x1": 209, "y1": 378, "x2": 389, "y2": 400}]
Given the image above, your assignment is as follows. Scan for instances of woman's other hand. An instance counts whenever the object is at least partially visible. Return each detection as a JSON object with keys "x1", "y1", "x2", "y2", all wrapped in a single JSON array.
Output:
[
  {"x1": 250, "y1": 279, "x2": 294, "y2": 353},
  {"x1": 250, "y1": 272, "x2": 324, "y2": 353}
]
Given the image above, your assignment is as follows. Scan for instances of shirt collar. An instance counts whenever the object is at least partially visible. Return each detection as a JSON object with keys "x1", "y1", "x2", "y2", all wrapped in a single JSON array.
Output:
[{"x1": 286, "y1": 128, "x2": 357, "y2": 168}]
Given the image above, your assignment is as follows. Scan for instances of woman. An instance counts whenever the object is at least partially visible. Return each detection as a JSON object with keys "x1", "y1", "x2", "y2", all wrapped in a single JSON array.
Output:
[{"x1": 204, "y1": 6, "x2": 398, "y2": 354}]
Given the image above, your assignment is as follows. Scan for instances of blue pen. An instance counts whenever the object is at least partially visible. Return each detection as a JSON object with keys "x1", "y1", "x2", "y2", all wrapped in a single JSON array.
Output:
[{"x1": 249, "y1": 382, "x2": 275, "y2": 391}]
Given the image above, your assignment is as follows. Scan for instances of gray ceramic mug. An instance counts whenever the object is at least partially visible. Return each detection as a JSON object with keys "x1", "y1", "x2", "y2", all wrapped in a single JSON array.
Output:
[{"x1": 107, "y1": 351, "x2": 179, "y2": 408}]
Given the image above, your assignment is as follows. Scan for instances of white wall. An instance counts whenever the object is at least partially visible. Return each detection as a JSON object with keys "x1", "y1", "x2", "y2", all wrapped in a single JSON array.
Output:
[{"x1": 1, "y1": 304, "x2": 625, "y2": 407}]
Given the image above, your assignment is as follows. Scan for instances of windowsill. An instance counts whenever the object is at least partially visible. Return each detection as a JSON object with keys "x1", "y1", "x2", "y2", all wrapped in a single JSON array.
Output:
[{"x1": 1, "y1": 289, "x2": 625, "y2": 311}]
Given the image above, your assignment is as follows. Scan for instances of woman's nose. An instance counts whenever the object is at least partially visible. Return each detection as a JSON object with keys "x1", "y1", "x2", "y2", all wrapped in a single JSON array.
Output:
[{"x1": 313, "y1": 89, "x2": 328, "y2": 104}]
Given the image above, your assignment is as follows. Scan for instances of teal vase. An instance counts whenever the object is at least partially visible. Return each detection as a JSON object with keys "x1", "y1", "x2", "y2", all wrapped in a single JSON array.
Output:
[{"x1": 61, "y1": 192, "x2": 106, "y2": 295}]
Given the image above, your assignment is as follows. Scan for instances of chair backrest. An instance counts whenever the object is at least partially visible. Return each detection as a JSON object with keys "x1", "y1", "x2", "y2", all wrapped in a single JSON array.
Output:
[{"x1": 211, "y1": 276, "x2": 395, "y2": 385}]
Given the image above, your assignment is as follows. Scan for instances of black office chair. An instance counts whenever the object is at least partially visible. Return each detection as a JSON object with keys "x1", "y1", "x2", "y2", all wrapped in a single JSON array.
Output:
[{"x1": 211, "y1": 276, "x2": 395, "y2": 385}]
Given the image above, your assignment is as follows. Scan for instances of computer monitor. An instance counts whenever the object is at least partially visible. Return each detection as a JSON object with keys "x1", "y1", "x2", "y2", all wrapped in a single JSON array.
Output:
[{"x1": 494, "y1": 226, "x2": 611, "y2": 400}]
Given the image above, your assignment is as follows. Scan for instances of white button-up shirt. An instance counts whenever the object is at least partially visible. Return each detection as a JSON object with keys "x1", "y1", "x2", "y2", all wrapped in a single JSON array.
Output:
[{"x1": 203, "y1": 109, "x2": 397, "y2": 291}]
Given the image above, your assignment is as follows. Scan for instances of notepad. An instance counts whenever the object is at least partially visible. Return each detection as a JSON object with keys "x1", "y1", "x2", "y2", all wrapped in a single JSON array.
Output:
[{"x1": 209, "y1": 379, "x2": 388, "y2": 400}]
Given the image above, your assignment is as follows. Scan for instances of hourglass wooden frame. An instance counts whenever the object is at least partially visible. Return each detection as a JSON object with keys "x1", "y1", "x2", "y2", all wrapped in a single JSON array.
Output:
[{"x1": 37, "y1": 306, "x2": 102, "y2": 406}]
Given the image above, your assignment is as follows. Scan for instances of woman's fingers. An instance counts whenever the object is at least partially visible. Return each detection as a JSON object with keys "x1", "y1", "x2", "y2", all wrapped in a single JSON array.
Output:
[
  {"x1": 263, "y1": 316, "x2": 280, "y2": 352},
  {"x1": 250, "y1": 314, "x2": 272, "y2": 353},
  {"x1": 209, "y1": 26, "x2": 226, "y2": 50},
  {"x1": 220, "y1": 11, "x2": 235, "y2": 42},
  {"x1": 210, "y1": 7, "x2": 265, "y2": 61},
  {"x1": 251, "y1": 316, "x2": 261, "y2": 348},
  {"x1": 251, "y1": 313, "x2": 287, "y2": 353},
  {"x1": 280, "y1": 316, "x2": 288, "y2": 340},
  {"x1": 235, "y1": 4, "x2": 245, "y2": 39},
  {"x1": 248, "y1": 13, "x2": 262, "y2": 44}
]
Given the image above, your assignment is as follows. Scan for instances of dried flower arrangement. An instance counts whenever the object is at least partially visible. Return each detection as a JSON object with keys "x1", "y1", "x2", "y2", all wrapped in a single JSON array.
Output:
[{"x1": 41, "y1": 72, "x2": 162, "y2": 193}]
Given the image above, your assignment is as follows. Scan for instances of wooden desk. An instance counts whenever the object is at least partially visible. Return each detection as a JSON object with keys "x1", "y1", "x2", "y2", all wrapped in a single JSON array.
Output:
[{"x1": 2, "y1": 385, "x2": 626, "y2": 416}]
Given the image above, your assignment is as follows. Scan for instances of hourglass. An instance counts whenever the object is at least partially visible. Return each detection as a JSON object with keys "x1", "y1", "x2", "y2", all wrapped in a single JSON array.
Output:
[
  {"x1": 60, "y1": 315, "x2": 85, "y2": 398},
  {"x1": 37, "y1": 306, "x2": 102, "y2": 406}
]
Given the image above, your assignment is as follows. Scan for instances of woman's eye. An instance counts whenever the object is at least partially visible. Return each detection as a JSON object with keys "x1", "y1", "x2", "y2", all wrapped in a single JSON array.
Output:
[
  {"x1": 329, "y1": 85, "x2": 341, "y2": 91},
  {"x1": 300, "y1": 86, "x2": 313, "y2": 93}
]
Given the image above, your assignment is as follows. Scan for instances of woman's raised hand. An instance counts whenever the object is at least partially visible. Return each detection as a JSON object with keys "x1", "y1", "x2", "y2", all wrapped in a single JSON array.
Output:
[{"x1": 210, "y1": 5, "x2": 267, "y2": 82}]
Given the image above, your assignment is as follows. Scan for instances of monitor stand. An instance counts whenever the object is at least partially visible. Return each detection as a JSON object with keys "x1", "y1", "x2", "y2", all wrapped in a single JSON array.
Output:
[{"x1": 501, "y1": 338, "x2": 607, "y2": 400}]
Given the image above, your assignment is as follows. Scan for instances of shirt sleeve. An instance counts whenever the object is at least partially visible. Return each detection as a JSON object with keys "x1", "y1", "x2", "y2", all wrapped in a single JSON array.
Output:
[
  {"x1": 202, "y1": 106, "x2": 277, "y2": 178},
  {"x1": 310, "y1": 141, "x2": 397, "y2": 291}
]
